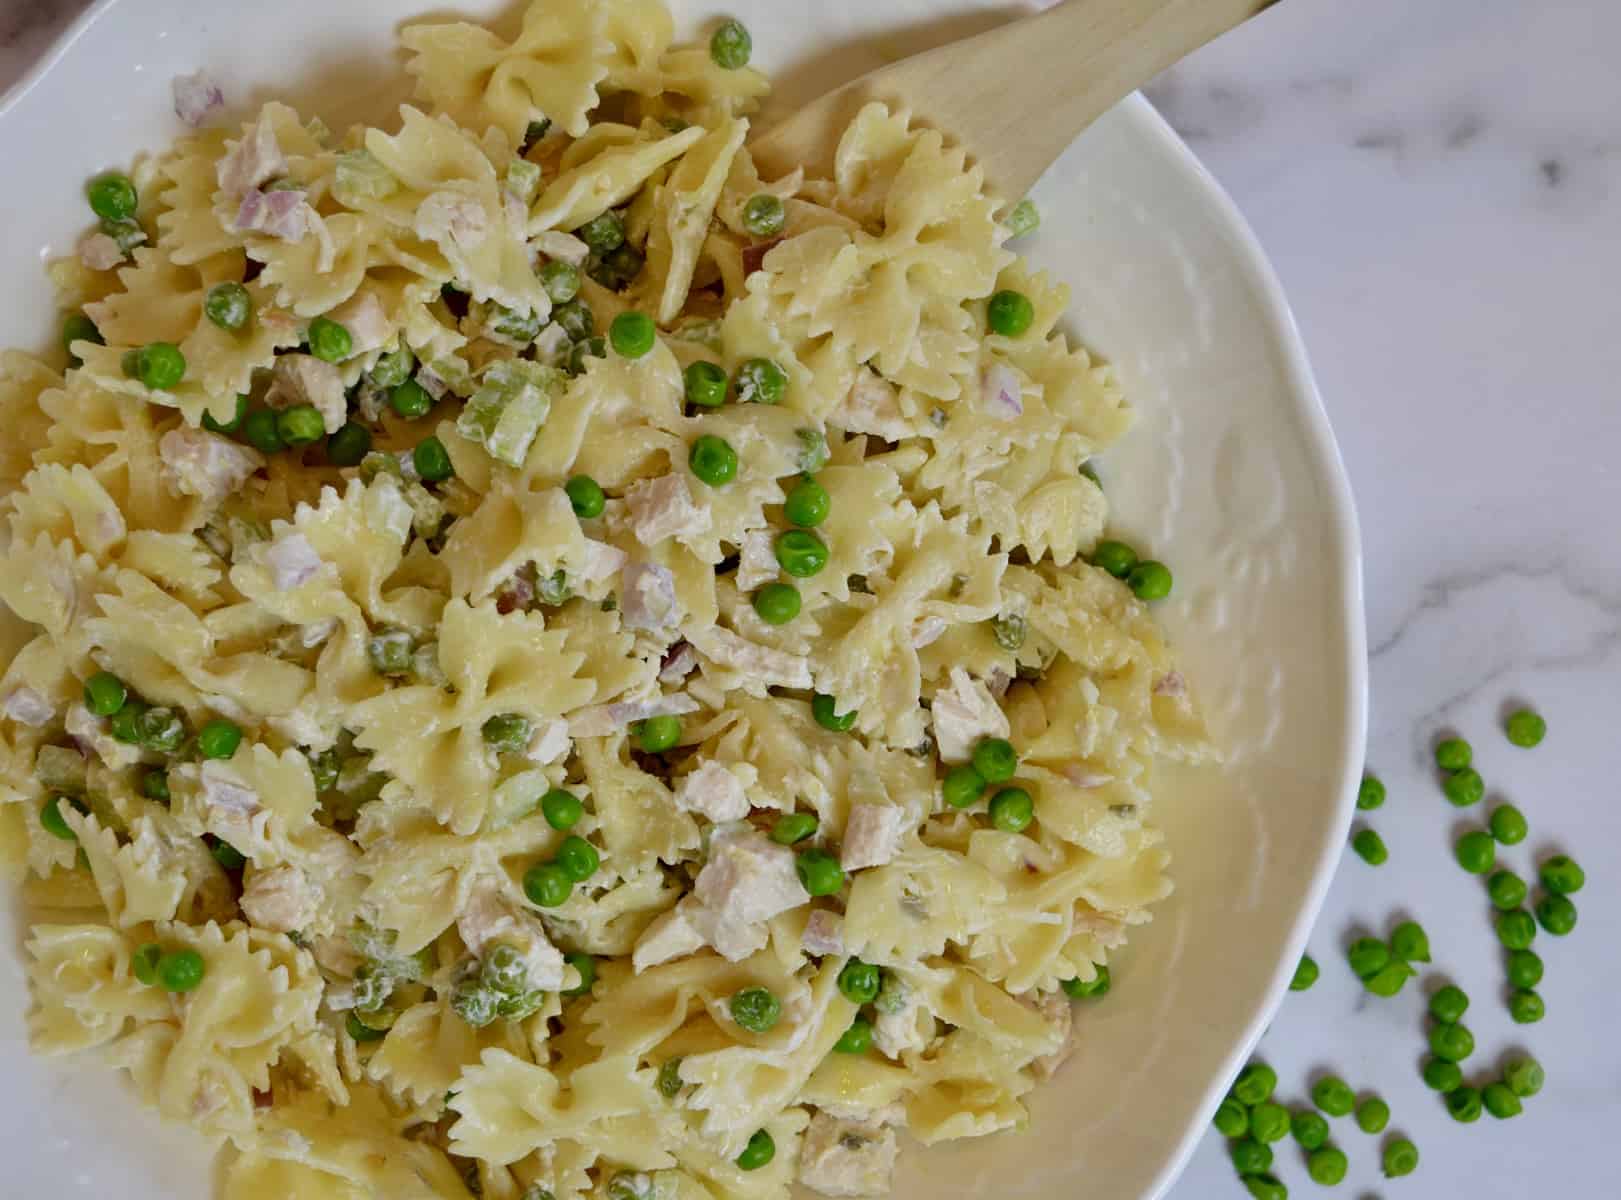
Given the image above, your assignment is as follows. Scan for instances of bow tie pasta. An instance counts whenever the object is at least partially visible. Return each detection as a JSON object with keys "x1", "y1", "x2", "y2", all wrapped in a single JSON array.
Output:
[{"x1": 1, "y1": 3, "x2": 1211, "y2": 1199}]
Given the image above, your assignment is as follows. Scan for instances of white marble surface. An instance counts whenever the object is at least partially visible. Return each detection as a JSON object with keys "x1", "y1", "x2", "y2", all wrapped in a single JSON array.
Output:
[{"x1": 2, "y1": 1, "x2": 1618, "y2": 1197}]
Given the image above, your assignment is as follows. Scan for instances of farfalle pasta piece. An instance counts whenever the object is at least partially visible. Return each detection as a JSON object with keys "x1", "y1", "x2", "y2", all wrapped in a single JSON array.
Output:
[
  {"x1": 0, "y1": 350, "x2": 59, "y2": 494},
  {"x1": 530, "y1": 122, "x2": 706, "y2": 234},
  {"x1": 402, "y1": 0, "x2": 611, "y2": 140},
  {"x1": 366, "y1": 996, "x2": 532, "y2": 1108},
  {"x1": 844, "y1": 843, "x2": 1007, "y2": 965},
  {"x1": 576, "y1": 734, "x2": 700, "y2": 869},
  {"x1": 351, "y1": 599, "x2": 595, "y2": 834},
  {"x1": 66, "y1": 805, "x2": 233, "y2": 929},
  {"x1": 638, "y1": 118, "x2": 748, "y2": 324},
  {"x1": 24, "y1": 922, "x2": 173, "y2": 1054}
]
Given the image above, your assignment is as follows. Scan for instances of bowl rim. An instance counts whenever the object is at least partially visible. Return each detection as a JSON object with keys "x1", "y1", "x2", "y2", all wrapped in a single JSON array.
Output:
[{"x1": 0, "y1": 3, "x2": 1368, "y2": 1197}]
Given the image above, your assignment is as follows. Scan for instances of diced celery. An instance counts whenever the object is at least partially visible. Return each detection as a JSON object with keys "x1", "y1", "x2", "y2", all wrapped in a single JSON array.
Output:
[
  {"x1": 334, "y1": 149, "x2": 399, "y2": 204},
  {"x1": 457, "y1": 360, "x2": 562, "y2": 467},
  {"x1": 506, "y1": 158, "x2": 542, "y2": 205}
]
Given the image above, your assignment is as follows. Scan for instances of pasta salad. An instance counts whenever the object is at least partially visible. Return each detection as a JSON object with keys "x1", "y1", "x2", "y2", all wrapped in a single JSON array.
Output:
[{"x1": 0, "y1": 3, "x2": 1212, "y2": 1198}]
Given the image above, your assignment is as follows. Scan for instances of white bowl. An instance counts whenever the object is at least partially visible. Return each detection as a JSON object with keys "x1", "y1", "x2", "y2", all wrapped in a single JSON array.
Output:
[{"x1": 0, "y1": 2, "x2": 1366, "y2": 1196}]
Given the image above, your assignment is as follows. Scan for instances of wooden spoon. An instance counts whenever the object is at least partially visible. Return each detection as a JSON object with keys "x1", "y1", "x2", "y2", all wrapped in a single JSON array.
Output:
[{"x1": 750, "y1": 0, "x2": 1279, "y2": 201}]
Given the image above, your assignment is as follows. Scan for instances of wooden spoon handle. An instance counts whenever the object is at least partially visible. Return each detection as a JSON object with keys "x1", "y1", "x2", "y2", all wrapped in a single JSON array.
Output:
[
  {"x1": 967, "y1": 0, "x2": 1277, "y2": 198},
  {"x1": 753, "y1": 0, "x2": 1278, "y2": 200}
]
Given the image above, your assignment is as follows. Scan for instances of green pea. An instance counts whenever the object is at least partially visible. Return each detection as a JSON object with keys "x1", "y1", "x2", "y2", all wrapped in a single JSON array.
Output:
[
  {"x1": 942, "y1": 764, "x2": 986, "y2": 809},
  {"x1": 634, "y1": 714, "x2": 681, "y2": 753},
  {"x1": 197, "y1": 718, "x2": 242, "y2": 761},
  {"x1": 689, "y1": 433, "x2": 738, "y2": 486},
  {"x1": 522, "y1": 863, "x2": 573, "y2": 908},
  {"x1": 811, "y1": 693, "x2": 856, "y2": 733},
  {"x1": 565, "y1": 474, "x2": 605, "y2": 518},
  {"x1": 1481, "y1": 1081, "x2": 1521, "y2": 1120},
  {"x1": 157, "y1": 948, "x2": 206, "y2": 993},
  {"x1": 987, "y1": 787, "x2": 1034, "y2": 833},
  {"x1": 86, "y1": 171, "x2": 138, "y2": 221},
  {"x1": 770, "y1": 812, "x2": 817, "y2": 845},
  {"x1": 1489, "y1": 803, "x2": 1528, "y2": 845},
  {"x1": 107, "y1": 699, "x2": 147, "y2": 743},
  {"x1": 1005, "y1": 198, "x2": 1040, "y2": 238},
  {"x1": 1291, "y1": 1109, "x2": 1329, "y2": 1150},
  {"x1": 1382, "y1": 1138, "x2": 1419, "y2": 1179},
  {"x1": 552, "y1": 299, "x2": 596, "y2": 343},
  {"x1": 1093, "y1": 537, "x2": 1139, "y2": 577},
  {"x1": 1230, "y1": 1139, "x2": 1272, "y2": 1176},
  {"x1": 577, "y1": 211, "x2": 626, "y2": 255},
  {"x1": 752, "y1": 582, "x2": 801, "y2": 626},
  {"x1": 450, "y1": 978, "x2": 498, "y2": 1028},
  {"x1": 369, "y1": 344, "x2": 415, "y2": 389},
  {"x1": 202, "y1": 394, "x2": 249, "y2": 434},
  {"x1": 124, "y1": 341, "x2": 187, "y2": 390},
  {"x1": 838, "y1": 958, "x2": 881, "y2": 1005},
  {"x1": 1347, "y1": 937, "x2": 1390, "y2": 979},
  {"x1": 136, "y1": 706, "x2": 186, "y2": 753},
  {"x1": 987, "y1": 289, "x2": 1035, "y2": 337},
  {"x1": 1428, "y1": 1021, "x2": 1474, "y2": 1063},
  {"x1": 657, "y1": 1058, "x2": 685, "y2": 1098},
  {"x1": 564, "y1": 951, "x2": 596, "y2": 997},
  {"x1": 131, "y1": 942, "x2": 162, "y2": 986},
  {"x1": 1310, "y1": 1075, "x2": 1354, "y2": 1116},
  {"x1": 307, "y1": 315, "x2": 352, "y2": 363},
  {"x1": 141, "y1": 770, "x2": 170, "y2": 802},
  {"x1": 388, "y1": 378, "x2": 433, "y2": 420},
  {"x1": 347, "y1": 1011, "x2": 389, "y2": 1043},
  {"x1": 1212, "y1": 1097, "x2": 1248, "y2": 1138},
  {"x1": 1422, "y1": 1057, "x2": 1462, "y2": 1092},
  {"x1": 241, "y1": 407, "x2": 285, "y2": 453},
  {"x1": 1289, "y1": 954, "x2": 1319, "y2": 991},
  {"x1": 796, "y1": 849, "x2": 845, "y2": 897},
  {"x1": 833, "y1": 1015, "x2": 873, "y2": 1054},
  {"x1": 784, "y1": 476, "x2": 830, "y2": 528},
  {"x1": 413, "y1": 436, "x2": 454, "y2": 483},
  {"x1": 971, "y1": 737, "x2": 1018, "y2": 784},
  {"x1": 795, "y1": 426, "x2": 829, "y2": 473},
  {"x1": 1434, "y1": 737, "x2": 1472, "y2": 770},
  {"x1": 1306, "y1": 1146, "x2": 1347, "y2": 1186},
  {"x1": 1536, "y1": 892, "x2": 1577, "y2": 935},
  {"x1": 991, "y1": 613, "x2": 1027, "y2": 651},
  {"x1": 1506, "y1": 948, "x2": 1543, "y2": 989},
  {"x1": 1355, "y1": 1097, "x2": 1390, "y2": 1134},
  {"x1": 327, "y1": 421, "x2": 373, "y2": 467},
  {"x1": 1233, "y1": 1063, "x2": 1278, "y2": 1106},
  {"x1": 1127, "y1": 560, "x2": 1172, "y2": 601},
  {"x1": 684, "y1": 360, "x2": 728, "y2": 408},
  {"x1": 1445, "y1": 1086, "x2": 1482, "y2": 1123},
  {"x1": 555, "y1": 835, "x2": 599, "y2": 882},
  {"x1": 1061, "y1": 965, "x2": 1110, "y2": 998},
  {"x1": 1508, "y1": 988, "x2": 1544, "y2": 1024},
  {"x1": 1505, "y1": 708, "x2": 1546, "y2": 747},
  {"x1": 1540, "y1": 854, "x2": 1585, "y2": 894},
  {"x1": 734, "y1": 357, "x2": 787, "y2": 405},
  {"x1": 1364, "y1": 961, "x2": 1414, "y2": 997},
  {"x1": 1249, "y1": 1102, "x2": 1290, "y2": 1143},
  {"x1": 742, "y1": 194, "x2": 786, "y2": 238},
  {"x1": 774, "y1": 530, "x2": 828, "y2": 578},
  {"x1": 40, "y1": 796, "x2": 80, "y2": 841},
  {"x1": 1488, "y1": 869, "x2": 1527, "y2": 910},
  {"x1": 539, "y1": 260, "x2": 582, "y2": 304},
  {"x1": 61, "y1": 310, "x2": 103, "y2": 363},
  {"x1": 1455, "y1": 830, "x2": 1496, "y2": 874},
  {"x1": 1428, "y1": 984, "x2": 1469, "y2": 1024},
  {"x1": 729, "y1": 986, "x2": 781, "y2": 1033},
  {"x1": 1390, "y1": 920, "x2": 1430, "y2": 963},
  {"x1": 83, "y1": 670, "x2": 127, "y2": 717},
  {"x1": 276, "y1": 404, "x2": 326, "y2": 447},
  {"x1": 1351, "y1": 828, "x2": 1387, "y2": 865},
  {"x1": 541, "y1": 788, "x2": 583, "y2": 831},
  {"x1": 710, "y1": 18, "x2": 752, "y2": 69},
  {"x1": 609, "y1": 310, "x2": 656, "y2": 358},
  {"x1": 482, "y1": 944, "x2": 530, "y2": 995},
  {"x1": 1443, "y1": 766, "x2": 1484, "y2": 807},
  {"x1": 203, "y1": 281, "x2": 252, "y2": 331},
  {"x1": 1504, "y1": 1055, "x2": 1545, "y2": 1098},
  {"x1": 1496, "y1": 909, "x2": 1537, "y2": 950},
  {"x1": 1356, "y1": 774, "x2": 1386, "y2": 810},
  {"x1": 211, "y1": 840, "x2": 245, "y2": 870},
  {"x1": 735, "y1": 1127, "x2": 774, "y2": 1171},
  {"x1": 481, "y1": 713, "x2": 533, "y2": 754}
]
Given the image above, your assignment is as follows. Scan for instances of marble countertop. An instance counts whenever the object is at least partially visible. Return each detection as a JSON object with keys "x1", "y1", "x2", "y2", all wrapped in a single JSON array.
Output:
[{"x1": 2, "y1": 1, "x2": 1617, "y2": 1197}]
